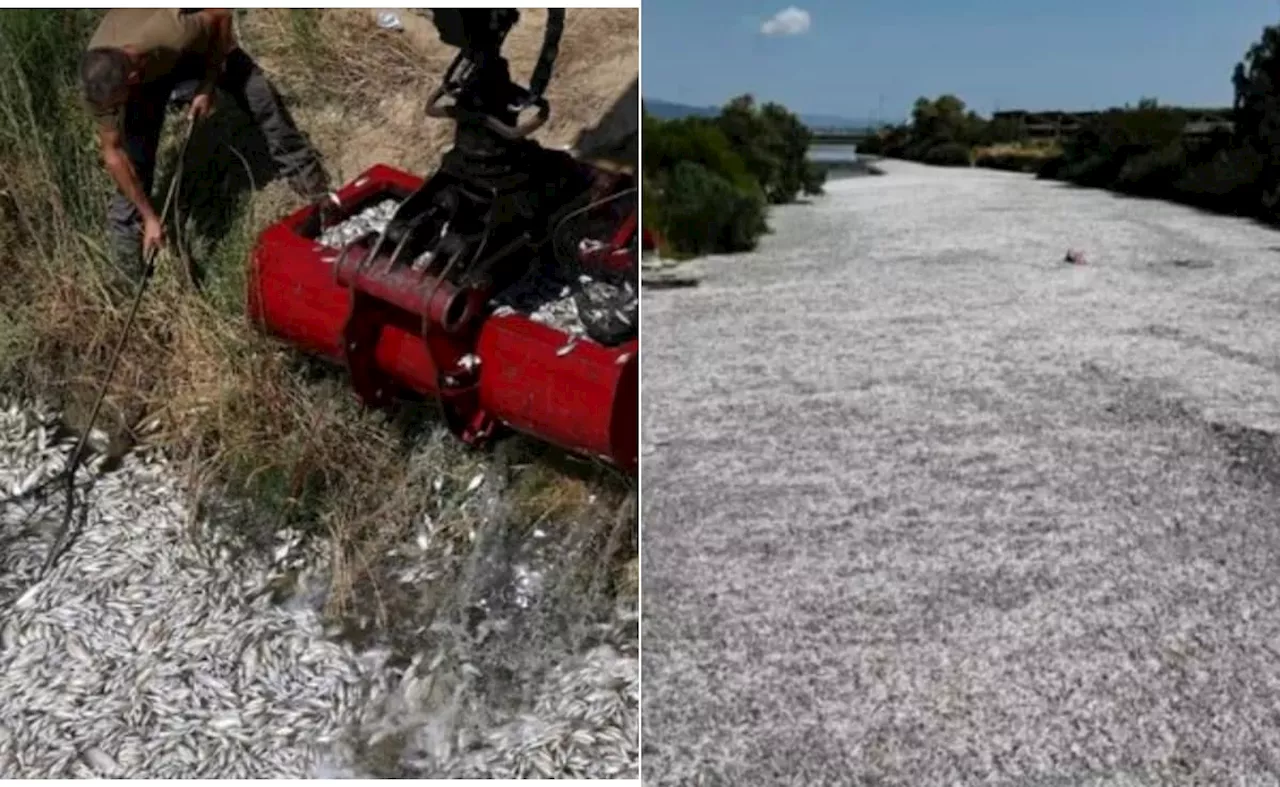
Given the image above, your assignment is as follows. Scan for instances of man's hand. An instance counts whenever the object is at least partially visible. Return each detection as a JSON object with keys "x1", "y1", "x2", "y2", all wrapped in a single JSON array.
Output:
[
  {"x1": 142, "y1": 214, "x2": 165, "y2": 258},
  {"x1": 189, "y1": 92, "x2": 214, "y2": 122},
  {"x1": 193, "y1": 9, "x2": 235, "y2": 111},
  {"x1": 100, "y1": 126, "x2": 165, "y2": 260}
]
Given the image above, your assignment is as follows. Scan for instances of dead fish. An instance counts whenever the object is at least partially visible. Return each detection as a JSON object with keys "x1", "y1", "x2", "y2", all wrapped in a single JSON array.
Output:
[
  {"x1": 0, "y1": 397, "x2": 639, "y2": 780},
  {"x1": 81, "y1": 747, "x2": 116, "y2": 775}
]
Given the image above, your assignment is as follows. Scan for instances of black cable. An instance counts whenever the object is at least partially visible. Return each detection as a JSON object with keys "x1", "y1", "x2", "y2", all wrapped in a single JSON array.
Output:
[
  {"x1": 527, "y1": 9, "x2": 564, "y2": 102},
  {"x1": 34, "y1": 116, "x2": 197, "y2": 582}
]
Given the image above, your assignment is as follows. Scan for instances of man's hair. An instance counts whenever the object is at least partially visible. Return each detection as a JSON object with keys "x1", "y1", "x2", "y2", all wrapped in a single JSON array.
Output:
[{"x1": 80, "y1": 47, "x2": 131, "y2": 109}]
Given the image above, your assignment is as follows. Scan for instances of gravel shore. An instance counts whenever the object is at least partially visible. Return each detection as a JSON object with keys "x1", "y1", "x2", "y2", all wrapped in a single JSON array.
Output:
[{"x1": 641, "y1": 161, "x2": 1280, "y2": 785}]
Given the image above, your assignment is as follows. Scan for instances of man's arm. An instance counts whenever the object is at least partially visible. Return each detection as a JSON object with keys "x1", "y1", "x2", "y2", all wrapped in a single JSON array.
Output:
[
  {"x1": 194, "y1": 9, "x2": 234, "y2": 96},
  {"x1": 99, "y1": 123, "x2": 165, "y2": 254},
  {"x1": 98, "y1": 125, "x2": 157, "y2": 226}
]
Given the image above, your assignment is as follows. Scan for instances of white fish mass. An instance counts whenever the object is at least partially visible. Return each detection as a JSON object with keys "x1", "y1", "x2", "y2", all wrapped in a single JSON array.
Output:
[{"x1": 0, "y1": 396, "x2": 636, "y2": 778}]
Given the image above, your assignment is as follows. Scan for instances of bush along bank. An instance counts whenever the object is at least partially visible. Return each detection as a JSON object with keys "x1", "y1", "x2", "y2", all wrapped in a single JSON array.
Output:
[
  {"x1": 857, "y1": 94, "x2": 1032, "y2": 169},
  {"x1": 642, "y1": 94, "x2": 826, "y2": 258},
  {"x1": 1035, "y1": 93, "x2": 1272, "y2": 220},
  {"x1": 859, "y1": 22, "x2": 1280, "y2": 225}
]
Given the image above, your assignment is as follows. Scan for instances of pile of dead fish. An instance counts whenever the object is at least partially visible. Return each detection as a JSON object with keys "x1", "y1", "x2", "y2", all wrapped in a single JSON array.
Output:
[
  {"x1": 493, "y1": 271, "x2": 637, "y2": 350},
  {"x1": 316, "y1": 199, "x2": 399, "y2": 250},
  {"x1": 318, "y1": 622, "x2": 638, "y2": 779},
  {"x1": 492, "y1": 275, "x2": 593, "y2": 342},
  {"x1": 0, "y1": 398, "x2": 637, "y2": 778},
  {"x1": 314, "y1": 200, "x2": 636, "y2": 342}
]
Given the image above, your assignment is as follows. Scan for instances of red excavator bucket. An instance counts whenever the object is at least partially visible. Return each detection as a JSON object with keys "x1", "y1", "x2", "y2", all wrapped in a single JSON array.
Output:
[{"x1": 247, "y1": 164, "x2": 637, "y2": 475}]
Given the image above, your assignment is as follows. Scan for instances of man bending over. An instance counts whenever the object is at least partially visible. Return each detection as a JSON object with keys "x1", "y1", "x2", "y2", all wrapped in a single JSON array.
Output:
[{"x1": 80, "y1": 9, "x2": 332, "y2": 279}]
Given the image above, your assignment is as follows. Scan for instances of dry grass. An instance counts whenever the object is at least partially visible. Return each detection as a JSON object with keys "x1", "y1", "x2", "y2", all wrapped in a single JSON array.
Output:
[
  {"x1": 240, "y1": 8, "x2": 639, "y2": 183},
  {"x1": 0, "y1": 8, "x2": 638, "y2": 625},
  {"x1": 973, "y1": 141, "x2": 1063, "y2": 174},
  {"x1": 975, "y1": 141, "x2": 1063, "y2": 159}
]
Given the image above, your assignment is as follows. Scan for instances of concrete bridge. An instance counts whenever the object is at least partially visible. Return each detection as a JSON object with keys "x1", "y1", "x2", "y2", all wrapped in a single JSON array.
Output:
[
  {"x1": 807, "y1": 127, "x2": 878, "y2": 145},
  {"x1": 807, "y1": 127, "x2": 876, "y2": 166}
]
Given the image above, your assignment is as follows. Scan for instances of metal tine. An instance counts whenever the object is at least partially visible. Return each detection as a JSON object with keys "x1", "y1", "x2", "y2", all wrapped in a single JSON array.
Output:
[{"x1": 358, "y1": 194, "x2": 415, "y2": 280}]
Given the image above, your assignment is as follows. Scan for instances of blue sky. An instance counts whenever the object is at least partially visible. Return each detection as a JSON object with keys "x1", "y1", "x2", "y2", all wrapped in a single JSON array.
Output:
[{"x1": 642, "y1": 0, "x2": 1280, "y2": 121}]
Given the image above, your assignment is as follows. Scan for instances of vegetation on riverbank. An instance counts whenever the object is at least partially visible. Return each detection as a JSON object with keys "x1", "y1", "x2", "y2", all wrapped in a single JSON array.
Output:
[
  {"x1": 858, "y1": 94, "x2": 1034, "y2": 168},
  {"x1": 858, "y1": 22, "x2": 1280, "y2": 224},
  {"x1": 0, "y1": 9, "x2": 637, "y2": 635},
  {"x1": 642, "y1": 94, "x2": 825, "y2": 257},
  {"x1": 973, "y1": 141, "x2": 1061, "y2": 173}
]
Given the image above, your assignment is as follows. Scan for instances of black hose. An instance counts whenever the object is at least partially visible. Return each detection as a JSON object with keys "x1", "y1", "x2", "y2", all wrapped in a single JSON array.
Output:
[
  {"x1": 527, "y1": 9, "x2": 564, "y2": 102},
  {"x1": 34, "y1": 116, "x2": 197, "y2": 582}
]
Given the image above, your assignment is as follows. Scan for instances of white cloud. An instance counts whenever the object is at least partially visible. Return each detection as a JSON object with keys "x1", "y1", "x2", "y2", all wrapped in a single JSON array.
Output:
[{"x1": 760, "y1": 6, "x2": 811, "y2": 36}]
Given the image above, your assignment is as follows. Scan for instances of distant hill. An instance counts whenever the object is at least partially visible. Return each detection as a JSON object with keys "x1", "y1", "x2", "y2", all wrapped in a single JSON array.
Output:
[
  {"x1": 644, "y1": 97, "x2": 876, "y2": 130},
  {"x1": 802, "y1": 112, "x2": 880, "y2": 130},
  {"x1": 644, "y1": 98, "x2": 719, "y2": 120}
]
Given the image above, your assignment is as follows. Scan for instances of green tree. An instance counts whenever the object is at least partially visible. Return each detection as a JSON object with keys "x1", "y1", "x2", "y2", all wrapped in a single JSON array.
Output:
[
  {"x1": 1232, "y1": 24, "x2": 1280, "y2": 212},
  {"x1": 982, "y1": 116, "x2": 1027, "y2": 145},
  {"x1": 642, "y1": 110, "x2": 772, "y2": 256},
  {"x1": 899, "y1": 95, "x2": 990, "y2": 159},
  {"x1": 642, "y1": 112, "x2": 757, "y2": 193},
  {"x1": 715, "y1": 94, "x2": 784, "y2": 196},
  {"x1": 711, "y1": 94, "x2": 821, "y2": 204},
  {"x1": 1232, "y1": 26, "x2": 1280, "y2": 146},
  {"x1": 759, "y1": 101, "x2": 818, "y2": 202},
  {"x1": 911, "y1": 94, "x2": 971, "y2": 142},
  {"x1": 1068, "y1": 104, "x2": 1186, "y2": 159},
  {"x1": 656, "y1": 161, "x2": 767, "y2": 255},
  {"x1": 641, "y1": 95, "x2": 825, "y2": 257},
  {"x1": 801, "y1": 160, "x2": 826, "y2": 196}
]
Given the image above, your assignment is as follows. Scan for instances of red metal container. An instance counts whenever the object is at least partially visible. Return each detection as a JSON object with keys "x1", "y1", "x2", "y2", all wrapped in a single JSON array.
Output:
[{"x1": 247, "y1": 164, "x2": 638, "y2": 475}]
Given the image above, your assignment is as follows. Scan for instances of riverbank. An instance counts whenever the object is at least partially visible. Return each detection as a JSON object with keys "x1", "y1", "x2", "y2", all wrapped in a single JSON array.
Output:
[{"x1": 859, "y1": 90, "x2": 1280, "y2": 230}]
